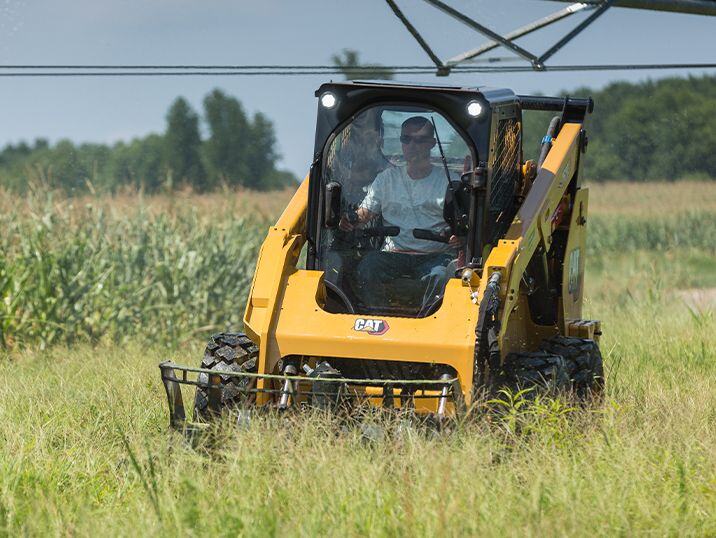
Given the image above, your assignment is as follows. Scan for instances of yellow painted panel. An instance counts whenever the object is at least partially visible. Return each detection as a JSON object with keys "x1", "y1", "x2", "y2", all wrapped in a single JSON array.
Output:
[
  {"x1": 275, "y1": 176, "x2": 309, "y2": 233},
  {"x1": 562, "y1": 188, "x2": 589, "y2": 324},
  {"x1": 266, "y1": 272, "x2": 479, "y2": 404}
]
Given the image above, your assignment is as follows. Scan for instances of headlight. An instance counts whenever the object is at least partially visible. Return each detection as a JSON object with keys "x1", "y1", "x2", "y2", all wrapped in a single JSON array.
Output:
[
  {"x1": 467, "y1": 101, "x2": 483, "y2": 118},
  {"x1": 320, "y1": 92, "x2": 337, "y2": 109}
]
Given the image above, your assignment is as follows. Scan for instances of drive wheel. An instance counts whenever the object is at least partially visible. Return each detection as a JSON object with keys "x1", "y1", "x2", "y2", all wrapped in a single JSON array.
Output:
[
  {"x1": 194, "y1": 332, "x2": 258, "y2": 420},
  {"x1": 498, "y1": 351, "x2": 570, "y2": 395},
  {"x1": 540, "y1": 335, "x2": 604, "y2": 398}
]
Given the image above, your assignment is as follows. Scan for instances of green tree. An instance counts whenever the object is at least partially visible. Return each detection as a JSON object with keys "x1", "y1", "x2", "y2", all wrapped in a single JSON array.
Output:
[
  {"x1": 263, "y1": 168, "x2": 299, "y2": 189},
  {"x1": 331, "y1": 49, "x2": 394, "y2": 80},
  {"x1": 4, "y1": 75, "x2": 709, "y2": 194},
  {"x1": 203, "y1": 89, "x2": 250, "y2": 187},
  {"x1": 164, "y1": 97, "x2": 206, "y2": 190},
  {"x1": 245, "y1": 112, "x2": 278, "y2": 190},
  {"x1": 581, "y1": 77, "x2": 716, "y2": 180},
  {"x1": 520, "y1": 75, "x2": 716, "y2": 181},
  {"x1": 109, "y1": 134, "x2": 167, "y2": 192},
  {"x1": 44, "y1": 140, "x2": 85, "y2": 192}
]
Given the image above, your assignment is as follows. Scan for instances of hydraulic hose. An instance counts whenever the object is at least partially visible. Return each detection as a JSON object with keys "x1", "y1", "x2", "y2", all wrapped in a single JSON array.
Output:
[
  {"x1": 537, "y1": 116, "x2": 561, "y2": 171},
  {"x1": 473, "y1": 271, "x2": 502, "y2": 389}
]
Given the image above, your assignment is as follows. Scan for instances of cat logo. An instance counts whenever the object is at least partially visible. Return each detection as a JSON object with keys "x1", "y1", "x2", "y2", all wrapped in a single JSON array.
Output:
[{"x1": 353, "y1": 318, "x2": 390, "y2": 336}]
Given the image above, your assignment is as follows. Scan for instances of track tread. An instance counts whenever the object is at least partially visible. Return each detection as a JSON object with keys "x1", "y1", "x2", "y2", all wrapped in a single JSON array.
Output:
[
  {"x1": 499, "y1": 350, "x2": 570, "y2": 394},
  {"x1": 539, "y1": 335, "x2": 604, "y2": 397}
]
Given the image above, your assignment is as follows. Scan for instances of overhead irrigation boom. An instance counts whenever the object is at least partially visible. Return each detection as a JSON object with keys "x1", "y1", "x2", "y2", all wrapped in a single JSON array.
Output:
[
  {"x1": 385, "y1": 0, "x2": 716, "y2": 75},
  {"x1": 0, "y1": 1, "x2": 712, "y2": 78}
]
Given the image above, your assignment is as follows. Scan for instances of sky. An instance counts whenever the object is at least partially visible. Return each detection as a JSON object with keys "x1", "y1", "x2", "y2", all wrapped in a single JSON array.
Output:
[{"x1": 0, "y1": 0, "x2": 714, "y2": 178}]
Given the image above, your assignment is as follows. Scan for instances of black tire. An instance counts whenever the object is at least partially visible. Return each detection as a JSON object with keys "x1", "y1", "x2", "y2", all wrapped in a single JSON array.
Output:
[
  {"x1": 498, "y1": 351, "x2": 570, "y2": 395},
  {"x1": 194, "y1": 332, "x2": 258, "y2": 420},
  {"x1": 540, "y1": 335, "x2": 605, "y2": 398}
]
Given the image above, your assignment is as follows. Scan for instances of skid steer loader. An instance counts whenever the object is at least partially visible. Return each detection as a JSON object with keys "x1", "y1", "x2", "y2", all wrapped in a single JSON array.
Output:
[{"x1": 160, "y1": 80, "x2": 603, "y2": 429}]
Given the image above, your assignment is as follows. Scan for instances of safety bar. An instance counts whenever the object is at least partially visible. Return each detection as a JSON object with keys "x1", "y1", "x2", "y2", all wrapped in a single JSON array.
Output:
[
  {"x1": 159, "y1": 360, "x2": 466, "y2": 430},
  {"x1": 518, "y1": 95, "x2": 594, "y2": 114}
]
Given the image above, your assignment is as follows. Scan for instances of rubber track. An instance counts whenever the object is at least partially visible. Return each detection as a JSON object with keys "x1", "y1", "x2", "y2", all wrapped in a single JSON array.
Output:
[
  {"x1": 539, "y1": 335, "x2": 604, "y2": 396},
  {"x1": 500, "y1": 350, "x2": 570, "y2": 393}
]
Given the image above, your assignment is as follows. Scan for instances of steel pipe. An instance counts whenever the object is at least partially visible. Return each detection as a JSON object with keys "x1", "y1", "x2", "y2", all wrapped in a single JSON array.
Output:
[{"x1": 545, "y1": 0, "x2": 716, "y2": 16}]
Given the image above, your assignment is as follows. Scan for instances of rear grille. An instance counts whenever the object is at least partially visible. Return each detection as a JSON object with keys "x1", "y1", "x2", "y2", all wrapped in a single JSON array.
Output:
[{"x1": 489, "y1": 118, "x2": 521, "y2": 243}]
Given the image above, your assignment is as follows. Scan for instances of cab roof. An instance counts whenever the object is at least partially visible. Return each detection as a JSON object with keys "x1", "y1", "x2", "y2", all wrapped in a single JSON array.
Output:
[{"x1": 316, "y1": 80, "x2": 517, "y2": 107}]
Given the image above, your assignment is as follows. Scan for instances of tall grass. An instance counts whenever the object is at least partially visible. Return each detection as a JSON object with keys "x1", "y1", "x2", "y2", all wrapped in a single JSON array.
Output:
[
  {"x1": 0, "y1": 278, "x2": 714, "y2": 535},
  {"x1": 589, "y1": 212, "x2": 716, "y2": 252},
  {"x1": 587, "y1": 180, "x2": 716, "y2": 216},
  {"x1": 0, "y1": 183, "x2": 715, "y2": 534}
]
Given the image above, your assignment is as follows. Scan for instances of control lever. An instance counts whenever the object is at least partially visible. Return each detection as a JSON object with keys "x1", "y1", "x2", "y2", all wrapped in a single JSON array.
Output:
[
  {"x1": 413, "y1": 228, "x2": 450, "y2": 244},
  {"x1": 359, "y1": 226, "x2": 400, "y2": 238}
]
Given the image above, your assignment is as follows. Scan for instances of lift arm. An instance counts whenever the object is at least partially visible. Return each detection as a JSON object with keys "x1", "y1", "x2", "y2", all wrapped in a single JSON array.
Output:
[{"x1": 477, "y1": 119, "x2": 586, "y2": 358}]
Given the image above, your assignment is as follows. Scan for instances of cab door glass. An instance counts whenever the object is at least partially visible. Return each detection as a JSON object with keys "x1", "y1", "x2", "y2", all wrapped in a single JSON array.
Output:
[{"x1": 319, "y1": 105, "x2": 474, "y2": 318}]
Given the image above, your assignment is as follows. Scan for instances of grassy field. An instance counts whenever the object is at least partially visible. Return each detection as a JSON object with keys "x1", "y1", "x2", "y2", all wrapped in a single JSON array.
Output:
[{"x1": 1, "y1": 181, "x2": 715, "y2": 535}]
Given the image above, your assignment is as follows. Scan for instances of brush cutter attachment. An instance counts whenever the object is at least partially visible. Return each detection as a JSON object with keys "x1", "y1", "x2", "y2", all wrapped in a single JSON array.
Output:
[{"x1": 158, "y1": 360, "x2": 466, "y2": 431}]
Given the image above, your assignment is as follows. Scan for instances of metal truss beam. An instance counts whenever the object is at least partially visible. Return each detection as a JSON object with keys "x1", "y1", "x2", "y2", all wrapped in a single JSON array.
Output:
[
  {"x1": 447, "y1": 2, "x2": 592, "y2": 66},
  {"x1": 385, "y1": 0, "x2": 448, "y2": 74},
  {"x1": 421, "y1": 0, "x2": 541, "y2": 65},
  {"x1": 536, "y1": 0, "x2": 614, "y2": 66},
  {"x1": 544, "y1": 0, "x2": 716, "y2": 16}
]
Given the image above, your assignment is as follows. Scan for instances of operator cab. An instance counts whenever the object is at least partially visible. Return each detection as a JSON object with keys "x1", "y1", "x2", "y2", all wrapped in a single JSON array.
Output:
[{"x1": 307, "y1": 81, "x2": 523, "y2": 318}]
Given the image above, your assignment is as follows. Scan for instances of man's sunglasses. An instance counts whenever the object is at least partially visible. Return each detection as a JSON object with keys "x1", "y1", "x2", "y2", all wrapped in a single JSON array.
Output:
[{"x1": 400, "y1": 134, "x2": 434, "y2": 145}]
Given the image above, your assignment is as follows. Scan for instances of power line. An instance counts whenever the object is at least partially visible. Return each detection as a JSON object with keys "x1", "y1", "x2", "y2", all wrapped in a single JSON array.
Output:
[
  {"x1": 0, "y1": 64, "x2": 447, "y2": 70},
  {"x1": 0, "y1": 61, "x2": 511, "y2": 71},
  {"x1": 0, "y1": 71, "x2": 388, "y2": 76},
  {"x1": 516, "y1": 62, "x2": 716, "y2": 72},
  {"x1": 0, "y1": 63, "x2": 713, "y2": 76}
]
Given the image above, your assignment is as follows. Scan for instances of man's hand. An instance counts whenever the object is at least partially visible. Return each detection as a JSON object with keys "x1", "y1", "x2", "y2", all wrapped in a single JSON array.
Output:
[
  {"x1": 339, "y1": 207, "x2": 375, "y2": 231},
  {"x1": 448, "y1": 235, "x2": 463, "y2": 248},
  {"x1": 339, "y1": 214, "x2": 355, "y2": 231}
]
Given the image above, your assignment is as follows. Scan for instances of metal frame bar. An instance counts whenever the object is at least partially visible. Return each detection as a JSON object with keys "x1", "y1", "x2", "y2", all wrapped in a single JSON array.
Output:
[
  {"x1": 159, "y1": 363, "x2": 186, "y2": 429},
  {"x1": 384, "y1": 0, "x2": 448, "y2": 74},
  {"x1": 160, "y1": 361, "x2": 459, "y2": 386},
  {"x1": 544, "y1": 0, "x2": 716, "y2": 16},
  {"x1": 421, "y1": 0, "x2": 541, "y2": 65},
  {"x1": 536, "y1": 0, "x2": 615, "y2": 65},
  {"x1": 447, "y1": 3, "x2": 592, "y2": 66}
]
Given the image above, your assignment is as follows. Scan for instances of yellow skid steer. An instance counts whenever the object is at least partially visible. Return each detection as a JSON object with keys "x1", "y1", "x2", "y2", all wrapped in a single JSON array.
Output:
[{"x1": 160, "y1": 81, "x2": 603, "y2": 429}]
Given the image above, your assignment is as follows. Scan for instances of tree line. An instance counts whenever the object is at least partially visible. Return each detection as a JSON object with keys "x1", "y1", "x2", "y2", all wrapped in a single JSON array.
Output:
[
  {"x1": 1, "y1": 57, "x2": 712, "y2": 193},
  {"x1": 331, "y1": 51, "x2": 715, "y2": 181},
  {"x1": 522, "y1": 74, "x2": 716, "y2": 181},
  {"x1": 0, "y1": 89, "x2": 297, "y2": 194}
]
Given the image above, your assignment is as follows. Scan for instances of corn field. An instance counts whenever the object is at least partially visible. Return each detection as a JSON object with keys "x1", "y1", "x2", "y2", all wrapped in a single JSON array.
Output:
[
  {"x1": 0, "y1": 195, "x2": 268, "y2": 348},
  {"x1": 1, "y1": 184, "x2": 714, "y2": 349}
]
